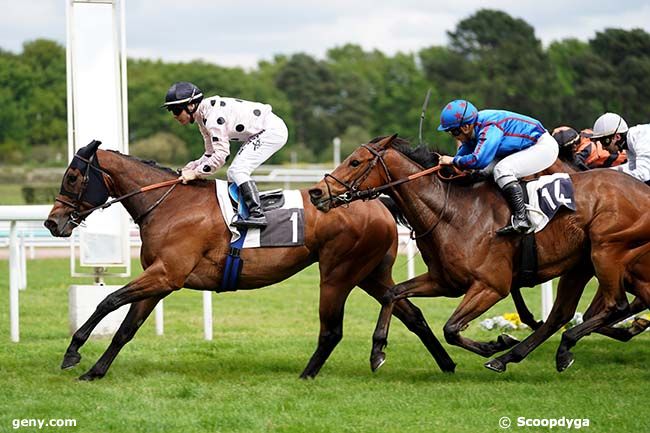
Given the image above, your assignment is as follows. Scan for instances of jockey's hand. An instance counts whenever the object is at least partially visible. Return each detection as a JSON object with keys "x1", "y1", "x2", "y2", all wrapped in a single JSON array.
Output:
[
  {"x1": 180, "y1": 169, "x2": 198, "y2": 184},
  {"x1": 439, "y1": 155, "x2": 454, "y2": 166}
]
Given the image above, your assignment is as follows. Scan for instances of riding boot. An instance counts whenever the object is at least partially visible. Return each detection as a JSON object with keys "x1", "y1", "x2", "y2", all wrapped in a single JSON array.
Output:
[
  {"x1": 231, "y1": 181, "x2": 268, "y2": 229},
  {"x1": 496, "y1": 181, "x2": 531, "y2": 235}
]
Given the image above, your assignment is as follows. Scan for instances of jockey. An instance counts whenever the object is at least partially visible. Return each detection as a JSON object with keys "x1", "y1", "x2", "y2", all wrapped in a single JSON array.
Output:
[
  {"x1": 590, "y1": 113, "x2": 650, "y2": 185},
  {"x1": 437, "y1": 100, "x2": 559, "y2": 235},
  {"x1": 552, "y1": 126, "x2": 627, "y2": 170},
  {"x1": 162, "y1": 81, "x2": 289, "y2": 229}
]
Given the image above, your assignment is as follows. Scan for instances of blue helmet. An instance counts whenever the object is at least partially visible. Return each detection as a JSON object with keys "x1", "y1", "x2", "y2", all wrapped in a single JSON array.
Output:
[
  {"x1": 162, "y1": 82, "x2": 203, "y2": 108},
  {"x1": 437, "y1": 100, "x2": 478, "y2": 131}
]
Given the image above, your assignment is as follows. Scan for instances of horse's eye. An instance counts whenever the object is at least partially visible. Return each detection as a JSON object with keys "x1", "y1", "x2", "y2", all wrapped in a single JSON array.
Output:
[
  {"x1": 67, "y1": 174, "x2": 78, "y2": 183},
  {"x1": 350, "y1": 160, "x2": 361, "y2": 167}
]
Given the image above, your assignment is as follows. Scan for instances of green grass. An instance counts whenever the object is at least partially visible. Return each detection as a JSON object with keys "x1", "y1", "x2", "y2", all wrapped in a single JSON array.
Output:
[{"x1": 0, "y1": 256, "x2": 647, "y2": 433}]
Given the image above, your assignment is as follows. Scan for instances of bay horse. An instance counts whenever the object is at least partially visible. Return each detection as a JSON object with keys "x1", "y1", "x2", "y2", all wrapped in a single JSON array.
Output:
[
  {"x1": 308, "y1": 134, "x2": 650, "y2": 372},
  {"x1": 44, "y1": 140, "x2": 456, "y2": 380}
]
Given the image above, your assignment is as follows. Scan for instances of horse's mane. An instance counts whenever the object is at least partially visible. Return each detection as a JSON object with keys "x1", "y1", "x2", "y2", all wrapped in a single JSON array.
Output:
[
  {"x1": 369, "y1": 136, "x2": 446, "y2": 169},
  {"x1": 106, "y1": 150, "x2": 179, "y2": 176}
]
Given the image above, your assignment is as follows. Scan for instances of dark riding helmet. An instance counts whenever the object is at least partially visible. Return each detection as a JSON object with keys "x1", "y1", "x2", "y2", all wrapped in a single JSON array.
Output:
[
  {"x1": 551, "y1": 126, "x2": 580, "y2": 150},
  {"x1": 161, "y1": 82, "x2": 203, "y2": 111}
]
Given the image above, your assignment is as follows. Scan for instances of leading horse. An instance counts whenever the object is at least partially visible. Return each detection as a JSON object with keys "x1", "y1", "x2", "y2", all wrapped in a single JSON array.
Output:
[
  {"x1": 45, "y1": 140, "x2": 455, "y2": 380},
  {"x1": 308, "y1": 135, "x2": 650, "y2": 372}
]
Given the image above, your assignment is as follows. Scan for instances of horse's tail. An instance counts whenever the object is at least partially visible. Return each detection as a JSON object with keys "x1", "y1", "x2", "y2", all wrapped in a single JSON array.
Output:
[{"x1": 379, "y1": 195, "x2": 413, "y2": 231}]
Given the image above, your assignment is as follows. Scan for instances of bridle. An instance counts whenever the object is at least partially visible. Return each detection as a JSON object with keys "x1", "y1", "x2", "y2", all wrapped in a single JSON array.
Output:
[
  {"x1": 321, "y1": 142, "x2": 464, "y2": 238},
  {"x1": 56, "y1": 152, "x2": 181, "y2": 228}
]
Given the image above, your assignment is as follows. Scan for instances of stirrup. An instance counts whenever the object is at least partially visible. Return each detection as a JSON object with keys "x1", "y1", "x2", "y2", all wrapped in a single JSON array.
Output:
[
  {"x1": 496, "y1": 216, "x2": 530, "y2": 235},
  {"x1": 231, "y1": 216, "x2": 268, "y2": 229}
]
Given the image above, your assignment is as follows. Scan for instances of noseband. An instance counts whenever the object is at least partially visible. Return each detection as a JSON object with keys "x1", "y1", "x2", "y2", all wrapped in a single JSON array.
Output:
[{"x1": 323, "y1": 144, "x2": 394, "y2": 206}]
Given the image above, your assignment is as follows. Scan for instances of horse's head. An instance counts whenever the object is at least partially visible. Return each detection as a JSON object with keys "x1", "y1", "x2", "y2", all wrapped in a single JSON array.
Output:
[
  {"x1": 44, "y1": 140, "x2": 111, "y2": 237},
  {"x1": 309, "y1": 134, "x2": 399, "y2": 212}
]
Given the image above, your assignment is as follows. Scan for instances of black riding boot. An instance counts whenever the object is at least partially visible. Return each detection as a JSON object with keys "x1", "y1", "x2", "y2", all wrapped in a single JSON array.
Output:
[
  {"x1": 496, "y1": 181, "x2": 531, "y2": 235},
  {"x1": 231, "y1": 181, "x2": 268, "y2": 229}
]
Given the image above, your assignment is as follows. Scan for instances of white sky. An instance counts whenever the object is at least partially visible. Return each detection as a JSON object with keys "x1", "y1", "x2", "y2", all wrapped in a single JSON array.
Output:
[{"x1": 2, "y1": 0, "x2": 650, "y2": 69}]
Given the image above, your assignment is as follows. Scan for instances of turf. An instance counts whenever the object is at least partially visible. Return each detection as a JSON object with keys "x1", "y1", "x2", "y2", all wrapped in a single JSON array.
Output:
[{"x1": 0, "y1": 256, "x2": 647, "y2": 432}]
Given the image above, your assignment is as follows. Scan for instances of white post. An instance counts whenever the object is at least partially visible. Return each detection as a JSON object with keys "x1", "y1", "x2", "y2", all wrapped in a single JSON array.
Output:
[
  {"x1": 203, "y1": 291, "x2": 213, "y2": 341},
  {"x1": 541, "y1": 281, "x2": 554, "y2": 321},
  {"x1": 333, "y1": 137, "x2": 341, "y2": 167},
  {"x1": 407, "y1": 238, "x2": 416, "y2": 280},
  {"x1": 9, "y1": 221, "x2": 20, "y2": 342},
  {"x1": 19, "y1": 235, "x2": 27, "y2": 290},
  {"x1": 154, "y1": 301, "x2": 164, "y2": 336}
]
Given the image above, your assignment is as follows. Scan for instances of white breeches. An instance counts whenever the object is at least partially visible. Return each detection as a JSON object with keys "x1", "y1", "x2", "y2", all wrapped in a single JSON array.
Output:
[
  {"x1": 489, "y1": 132, "x2": 559, "y2": 188},
  {"x1": 227, "y1": 112, "x2": 288, "y2": 186}
]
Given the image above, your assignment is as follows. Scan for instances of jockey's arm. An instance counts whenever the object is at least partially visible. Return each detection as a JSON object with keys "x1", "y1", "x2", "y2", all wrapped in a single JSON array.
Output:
[
  {"x1": 453, "y1": 126, "x2": 502, "y2": 170},
  {"x1": 611, "y1": 127, "x2": 650, "y2": 182}
]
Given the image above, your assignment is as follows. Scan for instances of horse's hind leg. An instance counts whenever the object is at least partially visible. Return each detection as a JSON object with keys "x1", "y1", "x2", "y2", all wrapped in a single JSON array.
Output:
[
  {"x1": 591, "y1": 296, "x2": 648, "y2": 342},
  {"x1": 485, "y1": 264, "x2": 591, "y2": 373},
  {"x1": 61, "y1": 261, "x2": 178, "y2": 371},
  {"x1": 78, "y1": 295, "x2": 164, "y2": 381}
]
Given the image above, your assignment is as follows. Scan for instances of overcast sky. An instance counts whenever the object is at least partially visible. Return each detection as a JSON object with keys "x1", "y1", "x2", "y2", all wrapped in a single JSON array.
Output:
[{"x1": 2, "y1": 0, "x2": 650, "y2": 69}]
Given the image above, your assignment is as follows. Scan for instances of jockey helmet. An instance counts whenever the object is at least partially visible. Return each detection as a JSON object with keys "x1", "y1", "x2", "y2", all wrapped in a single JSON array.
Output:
[
  {"x1": 162, "y1": 82, "x2": 203, "y2": 109},
  {"x1": 591, "y1": 113, "x2": 628, "y2": 139},
  {"x1": 438, "y1": 100, "x2": 478, "y2": 131},
  {"x1": 551, "y1": 126, "x2": 580, "y2": 150}
]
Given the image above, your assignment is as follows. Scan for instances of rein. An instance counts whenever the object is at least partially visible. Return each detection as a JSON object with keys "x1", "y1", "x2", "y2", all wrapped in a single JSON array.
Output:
[
  {"x1": 323, "y1": 143, "x2": 467, "y2": 239},
  {"x1": 56, "y1": 153, "x2": 182, "y2": 226}
]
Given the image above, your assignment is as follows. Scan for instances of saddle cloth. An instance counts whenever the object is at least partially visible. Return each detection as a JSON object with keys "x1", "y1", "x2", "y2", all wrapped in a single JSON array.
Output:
[
  {"x1": 524, "y1": 173, "x2": 576, "y2": 233},
  {"x1": 214, "y1": 180, "x2": 305, "y2": 248}
]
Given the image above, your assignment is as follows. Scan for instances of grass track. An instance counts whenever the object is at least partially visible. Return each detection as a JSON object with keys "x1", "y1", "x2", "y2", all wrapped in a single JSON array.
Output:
[{"x1": 0, "y1": 257, "x2": 648, "y2": 432}]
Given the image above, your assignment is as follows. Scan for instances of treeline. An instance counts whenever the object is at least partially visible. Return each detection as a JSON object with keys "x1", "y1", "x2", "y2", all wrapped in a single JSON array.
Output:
[{"x1": 1, "y1": 9, "x2": 650, "y2": 167}]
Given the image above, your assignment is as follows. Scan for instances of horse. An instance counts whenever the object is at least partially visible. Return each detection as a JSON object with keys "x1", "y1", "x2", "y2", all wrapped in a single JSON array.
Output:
[
  {"x1": 308, "y1": 134, "x2": 650, "y2": 373},
  {"x1": 44, "y1": 140, "x2": 456, "y2": 380}
]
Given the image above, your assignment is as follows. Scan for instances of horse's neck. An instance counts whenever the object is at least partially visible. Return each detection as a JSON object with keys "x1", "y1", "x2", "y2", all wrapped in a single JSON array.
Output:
[{"x1": 97, "y1": 150, "x2": 177, "y2": 221}]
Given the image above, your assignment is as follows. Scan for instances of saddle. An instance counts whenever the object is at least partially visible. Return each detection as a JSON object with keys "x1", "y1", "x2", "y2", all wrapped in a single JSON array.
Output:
[{"x1": 229, "y1": 187, "x2": 285, "y2": 212}]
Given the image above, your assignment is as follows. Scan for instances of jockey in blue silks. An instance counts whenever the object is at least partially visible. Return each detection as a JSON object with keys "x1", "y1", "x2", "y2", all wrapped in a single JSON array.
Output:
[{"x1": 437, "y1": 100, "x2": 559, "y2": 235}]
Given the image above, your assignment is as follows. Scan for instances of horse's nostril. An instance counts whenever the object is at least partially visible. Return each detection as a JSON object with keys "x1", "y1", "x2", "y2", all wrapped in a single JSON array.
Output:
[
  {"x1": 44, "y1": 219, "x2": 57, "y2": 233},
  {"x1": 308, "y1": 188, "x2": 323, "y2": 199}
]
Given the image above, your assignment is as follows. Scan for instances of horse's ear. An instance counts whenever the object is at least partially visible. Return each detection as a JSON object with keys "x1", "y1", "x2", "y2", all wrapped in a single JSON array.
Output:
[
  {"x1": 377, "y1": 133, "x2": 398, "y2": 149},
  {"x1": 77, "y1": 140, "x2": 102, "y2": 158}
]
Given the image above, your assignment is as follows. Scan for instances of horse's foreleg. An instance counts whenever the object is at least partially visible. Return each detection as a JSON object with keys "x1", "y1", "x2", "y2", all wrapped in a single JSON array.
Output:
[
  {"x1": 442, "y1": 282, "x2": 512, "y2": 358},
  {"x1": 485, "y1": 265, "x2": 591, "y2": 373},
  {"x1": 61, "y1": 261, "x2": 179, "y2": 371},
  {"x1": 511, "y1": 287, "x2": 543, "y2": 330},
  {"x1": 368, "y1": 273, "x2": 458, "y2": 372},
  {"x1": 299, "y1": 282, "x2": 352, "y2": 379},
  {"x1": 77, "y1": 296, "x2": 164, "y2": 381}
]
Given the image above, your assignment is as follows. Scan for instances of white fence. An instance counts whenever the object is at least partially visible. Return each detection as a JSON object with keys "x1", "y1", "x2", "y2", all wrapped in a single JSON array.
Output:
[{"x1": 0, "y1": 202, "x2": 552, "y2": 342}]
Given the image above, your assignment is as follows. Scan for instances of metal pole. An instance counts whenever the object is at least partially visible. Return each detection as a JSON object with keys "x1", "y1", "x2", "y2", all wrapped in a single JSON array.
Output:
[
  {"x1": 203, "y1": 291, "x2": 213, "y2": 341},
  {"x1": 541, "y1": 281, "x2": 554, "y2": 321},
  {"x1": 155, "y1": 301, "x2": 164, "y2": 335},
  {"x1": 9, "y1": 221, "x2": 20, "y2": 342}
]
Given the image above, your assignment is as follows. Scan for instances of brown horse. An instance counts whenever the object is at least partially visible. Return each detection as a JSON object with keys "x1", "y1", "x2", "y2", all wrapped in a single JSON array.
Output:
[
  {"x1": 308, "y1": 135, "x2": 650, "y2": 372},
  {"x1": 44, "y1": 140, "x2": 455, "y2": 380}
]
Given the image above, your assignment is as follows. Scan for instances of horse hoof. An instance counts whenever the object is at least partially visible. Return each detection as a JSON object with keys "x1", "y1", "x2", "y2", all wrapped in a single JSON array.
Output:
[
  {"x1": 484, "y1": 358, "x2": 507, "y2": 373},
  {"x1": 77, "y1": 371, "x2": 102, "y2": 381},
  {"x1": 298, "y1": 371, "x2": 316, "y2": 380},
  {"x1": 441, "y1": 361, "x2": 457, "y2": 374},
  {"x1": 370, "y1": 352, "x2": 386, "y2": 372},
  {"x1": 556, "y1": 352, "x2": 575, "y2": 372},
  {"x1": 61, "y1": 352, "x2": 81, "y2": 370},
  {"x1": 497, "y1": 334, "x2": 520, "y2": 349}
]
